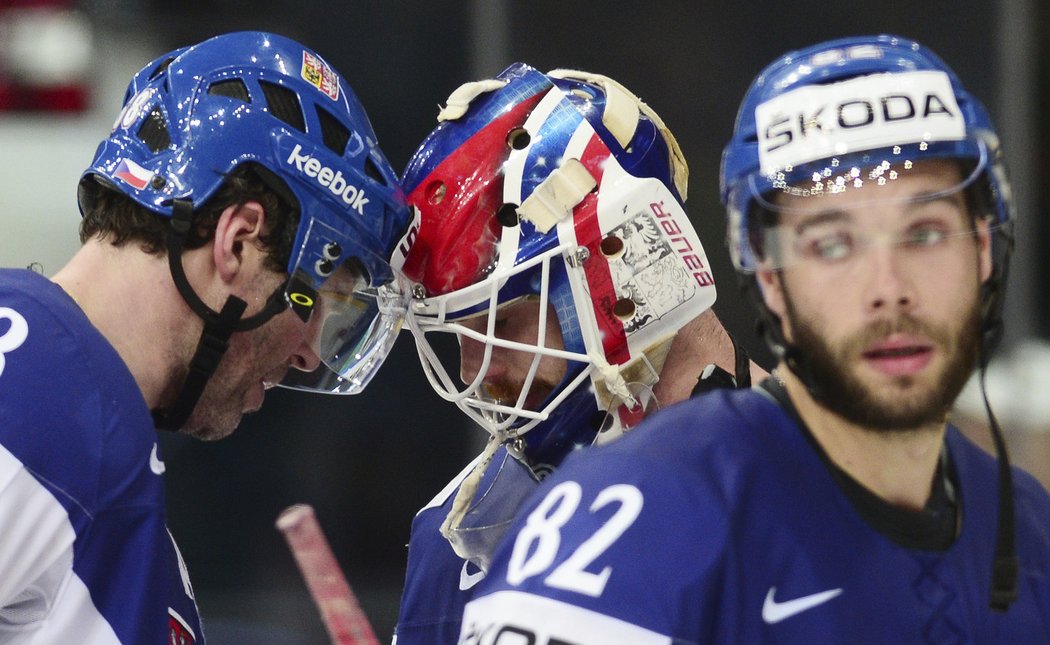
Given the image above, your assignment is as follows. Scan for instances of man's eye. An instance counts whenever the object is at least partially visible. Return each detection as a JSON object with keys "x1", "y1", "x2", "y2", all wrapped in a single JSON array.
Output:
[
  {"x1": 804, "y1": 232, "x2": 853, "y2": 261},
  {"x1": 905, "y1": 226, "x2": 947, "y2": 247}
]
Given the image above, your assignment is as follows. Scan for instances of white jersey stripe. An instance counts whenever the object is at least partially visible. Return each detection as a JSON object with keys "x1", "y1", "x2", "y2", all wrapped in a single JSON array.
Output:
[{"x1": 0, "y1": 444, "x2": 119, "y2": 642}]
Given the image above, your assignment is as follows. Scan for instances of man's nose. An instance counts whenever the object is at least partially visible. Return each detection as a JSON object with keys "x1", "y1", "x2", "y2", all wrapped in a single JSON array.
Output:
[
  {"x1": 458, "y1": 332, "x2": 486, "y2": 384},
  {"x1": 290, "y1": 335, "x2": 323, "y2": 373},
  {"x1": 864, "y1": 243, "x2": 916, "y2": 314}
]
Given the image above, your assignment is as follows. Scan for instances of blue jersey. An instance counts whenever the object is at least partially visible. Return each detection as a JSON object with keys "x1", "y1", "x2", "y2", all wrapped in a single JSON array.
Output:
[
  {"x1": 395, "y1": 446, "x2": 536, "y2": 644},
  {"x1": 462, "y1": 386, "x2": 1050, "y2": 644},
  {"x1": 0, "y1": 269, "x2": 203, "y2": 643}
]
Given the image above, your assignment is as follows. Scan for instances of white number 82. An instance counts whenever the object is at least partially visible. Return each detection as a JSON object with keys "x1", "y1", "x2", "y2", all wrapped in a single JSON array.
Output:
[{"x1": 505, "y1": 481, "x2": 643, "y2": 598}]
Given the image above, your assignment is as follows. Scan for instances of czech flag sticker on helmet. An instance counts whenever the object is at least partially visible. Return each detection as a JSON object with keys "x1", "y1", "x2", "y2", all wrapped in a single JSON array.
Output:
[
  {"x1": 301, "y1": 51, "x2": 339, "y2": 101},
  {"x1": 114, "y1": 158, "x2": 155, "y2": 190}
]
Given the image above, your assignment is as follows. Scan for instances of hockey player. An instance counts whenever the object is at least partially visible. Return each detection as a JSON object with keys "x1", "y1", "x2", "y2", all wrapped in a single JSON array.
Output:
[
  {"x1": 458, "y1": 35, "x2": 1050, "y2": 643},
  {"x1": 392, "y1": 63, "x2": 765, "y2": 643},
  {"x1": 0, "y1": 32, "x2": 408, "y2": 643}
]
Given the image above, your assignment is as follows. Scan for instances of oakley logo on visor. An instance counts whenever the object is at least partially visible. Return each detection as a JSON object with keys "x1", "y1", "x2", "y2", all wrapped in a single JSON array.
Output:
[{"x1": 286, "y1": 274, "x2": 318, "y2": 322}]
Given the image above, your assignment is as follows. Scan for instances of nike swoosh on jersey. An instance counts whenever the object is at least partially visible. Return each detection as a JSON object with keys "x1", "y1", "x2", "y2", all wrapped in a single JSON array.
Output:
[
  {"x1": 762, "y1": 586, "x2": 842, "y2": 624},
  {"x1": 459, "y1": 560, "x2": 486, "y2": 591},
  {"x1": 150, "y1": 443, "x2": 166, "y2": 475}
]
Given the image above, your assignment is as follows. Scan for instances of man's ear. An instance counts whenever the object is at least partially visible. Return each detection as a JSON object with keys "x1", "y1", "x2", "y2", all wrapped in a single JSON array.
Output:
[
  {"x1": 756, "y1": 268, "x2": 786, "y2": 320},
  {"x1": 977, "y1": 217, "x2": 994, "y2": 283},
  {"x1": 213, "y1": 201, "x2": 267, "y2": 283}
]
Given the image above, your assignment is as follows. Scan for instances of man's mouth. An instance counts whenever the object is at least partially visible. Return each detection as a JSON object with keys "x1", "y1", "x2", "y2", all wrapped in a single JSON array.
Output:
[{"x1": 862, "y1": 337, "x2": 933, "y2": 376}]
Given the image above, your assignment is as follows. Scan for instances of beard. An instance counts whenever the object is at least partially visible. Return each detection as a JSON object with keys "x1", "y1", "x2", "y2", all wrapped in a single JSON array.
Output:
[
  {"x1": 161, "y1": 364, "x2": 250, "y2": 442},
  {"x1": 164, "y1": 324, "x2": 287, "y2": 442},
  {"x1": 787, "y1": 301, "x2": 983, "y2": 432},
  {"x1": 481, "y1": 374, "x2": 558, "y2": 412}
]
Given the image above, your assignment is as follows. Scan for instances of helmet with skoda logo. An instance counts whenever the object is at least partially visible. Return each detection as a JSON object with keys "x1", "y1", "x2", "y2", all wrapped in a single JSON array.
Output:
[
  {"x1": 78, "y1": 31, "x2": 410, "y2": 422},
  {"x1": 721, "y1": 34, "x2": 1013, "y2": 360},
  {"x1": 396, "y1": 62, "x2": 716, "y2": 462}
]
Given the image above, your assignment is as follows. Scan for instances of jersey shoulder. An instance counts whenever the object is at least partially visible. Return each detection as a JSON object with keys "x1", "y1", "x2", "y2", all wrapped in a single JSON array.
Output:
[
  {"x1": 398, "y1": 449, "x2": 513, "y2": 643},
  {"x1": 947, "y1": 426, "x2": 1050, "y2": 523},
  {"x1": 559, "y1": 387, "x2": 796, "y2": 489},
  {"x1": 0, "y1": 269, "x2": 157, "y2": 513},
  {"x1": 465, "y1": 389, "x2": 803, "y2": 635},
  {"x1": 949, "y1": 428, "x2": 1050, "y2": 574}
]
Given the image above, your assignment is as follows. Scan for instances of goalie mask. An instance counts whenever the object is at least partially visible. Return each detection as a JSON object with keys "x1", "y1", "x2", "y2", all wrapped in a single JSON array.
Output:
[
  {"x1": 79, "y1": 32, "x2": 411, "y2": 426},
  {"x1": 395, "y1": 63, "x2": 717, "y2": 460},
  {"x1": 395, "y1": 62, "x2": 717, "y2": 566}
]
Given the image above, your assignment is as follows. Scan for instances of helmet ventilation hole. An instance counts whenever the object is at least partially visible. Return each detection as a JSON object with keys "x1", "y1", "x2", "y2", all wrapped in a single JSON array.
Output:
[
  {"x1": 137, "y1": 107, "x2": 171, "y2": 153},
  {"x1": 599, "y1": 235, "x2": 625, "y2": 258},
  {"x1": 425, "y1": 180, "x2": 446, "y2": 205},
  {"x1": 613, "y1": 298, "x2": 636, "y2": 320},
  {"x1": 147, "y1": 57, "x2": 175, "y2": 81},
  {"x1": 506, "y1": 128, "x2": 531, "y2": 150},
  {"x1": 364, "y1": 157, "x2": 386, "y2": 185},
  {"x1": 316, "y1": 105, "x2": 351, "y2": 154},
  {"x1": 260, "y1": 80, "x2": 305, "y2": 132},
  {"x1": 496, "y1": 203, "x2": 520, "y2": 227},
  {"x1": 208, "y1": 79, "x2": 251, "y2": 103}
]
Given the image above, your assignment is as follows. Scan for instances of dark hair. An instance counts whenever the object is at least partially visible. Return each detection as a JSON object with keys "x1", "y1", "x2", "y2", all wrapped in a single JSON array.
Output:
[{"x1": 79, "y1": 164, "x2": 299, "y2": 273}]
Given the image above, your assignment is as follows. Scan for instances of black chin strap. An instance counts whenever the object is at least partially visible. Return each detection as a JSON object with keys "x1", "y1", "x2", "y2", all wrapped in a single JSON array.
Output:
[
  {"x1": 752, "y1": 276, "x2": 824, "y2": 402},
  {"x1": 152, "y1": 296, "x2": 247, "y2": 431},
  {"x1": 153, "y1": 198, "x2": 290, "y2": 431},
  {"x1": 979, "y1": 346, "x2": 1018, "y2": 612}
]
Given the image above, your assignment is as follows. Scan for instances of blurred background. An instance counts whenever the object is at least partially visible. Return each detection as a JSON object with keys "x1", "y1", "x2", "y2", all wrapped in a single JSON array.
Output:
[{"x1": 2, "y1": 0, "x2": 1048, "y2": 641}]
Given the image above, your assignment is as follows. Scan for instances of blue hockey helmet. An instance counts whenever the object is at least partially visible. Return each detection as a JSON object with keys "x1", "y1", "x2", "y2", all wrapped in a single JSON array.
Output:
[
  {"x1": 394, "y1": 62, "x2": 716, "y2": 459},
  {"x1": 721, "y1": 34, "x2": 1012, "y2": 349},
  {"x1": 79, "y1": 31, "x2": 410, "y2": 397}
]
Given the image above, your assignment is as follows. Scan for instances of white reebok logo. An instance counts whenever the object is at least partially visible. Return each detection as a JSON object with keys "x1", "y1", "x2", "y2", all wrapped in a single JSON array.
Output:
[
  {"x1": 762, "y1": 586, "x2": 842, "y2": 624},
  {"x1": 459, "y1": 560, "x2": 486, "y2": 591},
  {"x1": 150, "y1": 443, "x2": 166, "y2": 475},
  {"x1": 285, "y1": 143, "x2": 370, "y2": 214}
]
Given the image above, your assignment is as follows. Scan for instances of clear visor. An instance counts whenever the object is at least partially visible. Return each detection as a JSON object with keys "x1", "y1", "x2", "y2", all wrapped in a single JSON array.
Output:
[
  {"x1": 278, "y1": 223, "x2": 408, "y2": 394},
  {"x1": 729, "y1": 138, "x2": 993, "y2": 273}
]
